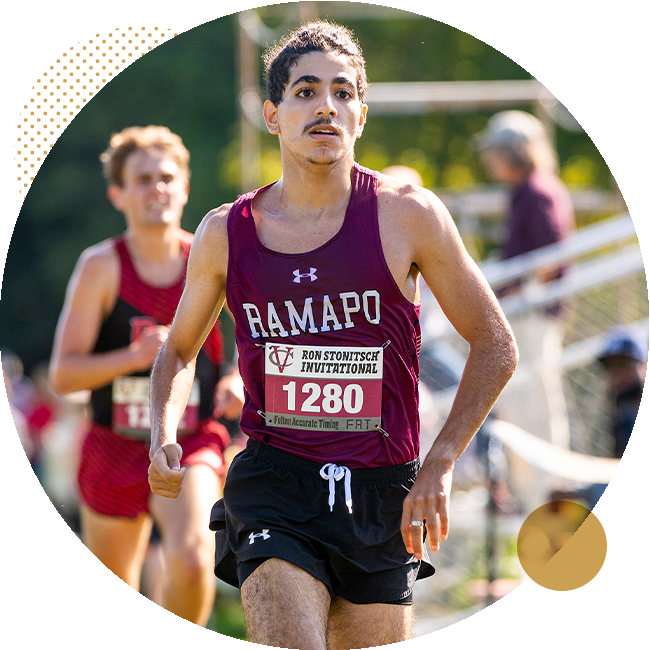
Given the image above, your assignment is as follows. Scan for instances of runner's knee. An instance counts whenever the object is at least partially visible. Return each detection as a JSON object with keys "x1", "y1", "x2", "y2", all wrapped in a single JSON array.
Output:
[{"x1": 165, "y1": 544, "x2": 213, "y2": 587}]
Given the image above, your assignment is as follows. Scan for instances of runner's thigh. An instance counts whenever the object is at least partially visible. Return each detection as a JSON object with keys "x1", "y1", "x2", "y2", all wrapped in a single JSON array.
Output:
[{"x1": 241, "y1": 558, "x2": 331, "y2": 650}]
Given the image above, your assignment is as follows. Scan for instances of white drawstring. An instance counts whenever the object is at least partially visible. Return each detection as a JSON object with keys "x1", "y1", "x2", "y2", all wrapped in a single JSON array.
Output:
[{"x1": 319, "y1": 463, "x2": 353, "y2": 514}]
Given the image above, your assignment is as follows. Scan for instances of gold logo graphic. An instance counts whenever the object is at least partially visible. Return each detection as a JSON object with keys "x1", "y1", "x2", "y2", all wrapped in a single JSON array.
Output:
[
  {"x1": 515, "y1": 501, "x2": 607, "y2": 592},
  {"x1": 16, "y1": 27, "x2": 177, "y2": 199}
]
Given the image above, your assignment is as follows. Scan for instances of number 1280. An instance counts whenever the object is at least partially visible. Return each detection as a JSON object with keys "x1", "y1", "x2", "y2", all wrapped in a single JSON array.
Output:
[{"x1": 281, "y1": 381, "x2": 363, "y2": 415}]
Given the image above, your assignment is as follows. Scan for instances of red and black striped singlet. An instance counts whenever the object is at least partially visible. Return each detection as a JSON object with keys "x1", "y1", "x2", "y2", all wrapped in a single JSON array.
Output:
[{"x1": 90, "y1": 232, "x2": 223, "y2": 427}]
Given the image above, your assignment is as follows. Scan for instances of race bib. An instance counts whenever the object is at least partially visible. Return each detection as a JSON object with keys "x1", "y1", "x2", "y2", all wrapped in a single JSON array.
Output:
[
  {"x1": 112, "y1": 376, "x2": 200, "y2": 439},
  {"x1": 264, "y1": 343, "x2": 383, "y2": 432}
]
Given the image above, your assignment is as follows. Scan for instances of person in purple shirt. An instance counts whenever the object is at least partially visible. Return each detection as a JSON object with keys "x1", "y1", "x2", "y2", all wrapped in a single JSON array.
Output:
[
  {"x1": 478, "y1": 110, "x2": 575, "y2": 298},
  {"x1": 477, "y1": 110, "x2": 575, "y2": 513}
]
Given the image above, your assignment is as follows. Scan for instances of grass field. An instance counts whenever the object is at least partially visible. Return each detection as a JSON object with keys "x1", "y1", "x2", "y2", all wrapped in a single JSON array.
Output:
[{"x1": 0, "y1": 558, "x2": 250, "y2": 650}]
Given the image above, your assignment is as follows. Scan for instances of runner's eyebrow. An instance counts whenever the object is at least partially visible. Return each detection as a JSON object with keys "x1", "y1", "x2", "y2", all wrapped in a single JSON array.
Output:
[
  {"x1": 331, "y1": 76, "x2": 355, "y2": 89},
  {"x1": 290, "y1": 75, "x2": 321, "y2": 89},
  {"x1": 289, "y1": 75, "x2": 356, "y2": 90}
]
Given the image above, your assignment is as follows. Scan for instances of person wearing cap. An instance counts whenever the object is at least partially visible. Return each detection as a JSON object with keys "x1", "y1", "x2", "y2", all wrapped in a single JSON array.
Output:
[
  {"x1": 476, "y1": 110, "x2": 575, "y2": 513},
  {"x1": 555, "y1": 327, "x2": 647, "y2": 510},
  {"x1": 588, "y1": 327, "x2": 650, "y2": 578},
  {"x1": 598, "y1": 328, "x2": 649, "y2": 458}
]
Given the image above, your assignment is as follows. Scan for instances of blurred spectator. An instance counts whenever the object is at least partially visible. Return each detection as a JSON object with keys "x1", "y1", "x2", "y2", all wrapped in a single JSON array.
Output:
[
  {"x1": 381, "y1": 165, "x2": 424, "y2": 187},
  {"x1": 24, "y1": 362, "x2": 62, "y2": 481},
  {"x1": 0, "y1": 365, "x2": 39, "y2": 555},
  {"x1": 2, "y1": 349, "x2": 33, "y2": 416},
  {"x1": 590, "y1": 328, "x2": 650, "y2": 577},
  {"x1": 0, "y1": 425, "x2": 12, "y2": 558},
  {"x1": 548, "y1": 327, "x2": 647, "y2": 511},
  {"x1": 476, "y1": 111, "x2": 575, "y2": 513},
  {"x1": 598, "y1": 327, "x2": 648, "y2": 458},
  {"x1": 0, "y1": 366, "x2": 30, "y2": 469},
  {"x1": 41, "y1": 388, "x2": 90, "y2": 533},
  {"x1": 2, "y1": 350, "x2": 87, "y2": 527}
]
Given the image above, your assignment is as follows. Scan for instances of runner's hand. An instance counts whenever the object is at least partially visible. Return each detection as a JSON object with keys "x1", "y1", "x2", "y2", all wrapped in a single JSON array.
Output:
[
  {"x1": 130, "y1": 325, "x2": 170, "y2": 370},
  {"x1": 148, "y1": 443, "x2": 186, "y2": 498},
  {"x1": 213, "y1": 372, "x2": 245, "y2": 420},
  {"x1": 400, "y1": 461, "x2": 453, "y2": 559}
]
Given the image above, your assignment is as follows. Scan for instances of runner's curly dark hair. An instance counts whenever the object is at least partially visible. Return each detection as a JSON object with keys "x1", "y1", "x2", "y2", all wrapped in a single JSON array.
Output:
[{"x1": 264, "y1": 21, "x2": 368, "y2": 106}]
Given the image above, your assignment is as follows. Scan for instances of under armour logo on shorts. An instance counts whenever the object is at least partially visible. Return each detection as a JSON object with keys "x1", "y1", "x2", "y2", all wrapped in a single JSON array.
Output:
[
  {"x1": 293, "y1": 268, "x2": 317, "y2": 283},
  {"x1": 249, "y1": 529, "x2": 271, "y2": 544}
]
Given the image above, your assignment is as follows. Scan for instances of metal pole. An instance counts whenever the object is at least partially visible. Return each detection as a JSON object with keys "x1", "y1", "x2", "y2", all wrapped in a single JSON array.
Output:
[
  {"x1": 531, "y1": 2, "x2": 555, "y2": 146},
  {"x1": 238, "y1": 12, "x2": 261, "y2": 192},
  {"x1": 483, "y1": 422, "x2": 498, "y2": 606},
  {"x1": 603, "y1": 0, "x2": 634, "y2": 210}
]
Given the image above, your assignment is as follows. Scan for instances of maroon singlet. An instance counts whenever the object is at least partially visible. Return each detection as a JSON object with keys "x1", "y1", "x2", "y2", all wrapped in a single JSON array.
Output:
[{"x1": 226, "y1": 163, "x2": 421, "y2": 469}]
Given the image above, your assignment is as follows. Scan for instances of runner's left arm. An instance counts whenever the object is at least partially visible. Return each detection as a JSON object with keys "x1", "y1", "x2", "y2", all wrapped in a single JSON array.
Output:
[{"x1": 396, "y1": 188, "x2": 518, "y2": 559}]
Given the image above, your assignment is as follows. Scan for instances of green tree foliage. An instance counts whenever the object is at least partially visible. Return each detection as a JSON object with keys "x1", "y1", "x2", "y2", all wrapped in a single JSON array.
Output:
[
  {"x1": 2, "y1": 17, "x2": 239, "y2": 371},
  {"x1": 1, "y1": 6, "x2": 612, "y2": 373},
  {"x1": 346, "y1": 14, "x2": 611, "y2": 190}
]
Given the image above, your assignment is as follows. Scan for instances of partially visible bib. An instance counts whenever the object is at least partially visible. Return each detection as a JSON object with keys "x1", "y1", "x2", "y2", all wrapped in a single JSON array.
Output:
[{"x1": 112, "y1": 376, "x2": 200, "y2": 439}]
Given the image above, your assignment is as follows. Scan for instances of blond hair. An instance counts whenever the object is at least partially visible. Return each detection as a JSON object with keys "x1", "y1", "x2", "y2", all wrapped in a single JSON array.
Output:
[{"x1": 100, "y1": 125, "x2": 190, "y2": 186}]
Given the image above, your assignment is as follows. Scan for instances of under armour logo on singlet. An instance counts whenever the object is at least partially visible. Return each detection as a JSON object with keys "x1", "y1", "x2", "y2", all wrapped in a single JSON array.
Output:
[
  {"x1": 249, "y1": 530, "x2": 271, "y2": 544},
  {"x1": 293, "y1": 268, "x2": 317, "y2": 283}
]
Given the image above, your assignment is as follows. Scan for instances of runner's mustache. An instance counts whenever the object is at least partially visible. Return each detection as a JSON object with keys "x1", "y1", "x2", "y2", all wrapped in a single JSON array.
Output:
[{"x1": 303, "y1": 118, "x2": 334, "y2": 134}]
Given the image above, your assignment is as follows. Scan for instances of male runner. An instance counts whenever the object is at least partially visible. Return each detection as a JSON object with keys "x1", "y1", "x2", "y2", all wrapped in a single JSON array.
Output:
[
  {"x1": 149, "y1": 23, "x2": 518, "y2": 648},
  {"x1": 49, "y1": 125, "x2": 241, "y2": 626}
]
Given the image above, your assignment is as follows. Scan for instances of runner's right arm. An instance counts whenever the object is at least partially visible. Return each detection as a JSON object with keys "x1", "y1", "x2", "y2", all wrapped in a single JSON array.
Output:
[
  {"x1": 49, "y1": 241, "x2": 169, "y2": 395},
  {"x1": 148, "y1": 206, "x2": 230, "y2": 496}
]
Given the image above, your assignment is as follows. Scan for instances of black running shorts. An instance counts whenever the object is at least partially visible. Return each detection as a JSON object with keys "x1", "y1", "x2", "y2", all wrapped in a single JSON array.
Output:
[{"x1": 210, "y1": 439, "x2": 435, "y2": 605}]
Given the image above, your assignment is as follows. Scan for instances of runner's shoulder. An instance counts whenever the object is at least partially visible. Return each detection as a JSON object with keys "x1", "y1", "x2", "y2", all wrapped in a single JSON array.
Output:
[
  {"x1": 198, "y1": 203, "x2": 233, "y2": 237},
  {"x1": 65, "y1": 237, "x2": 120, "y2": 305},
  {"x1": 190, "y1": 203, "x2": 233, "y2": 269},
  {"x1": 376, "y1": 173, "x2": 451, "y2": 236},
  {"x1": 75, "y1": 237, "x2": 120, "y2": 281}
]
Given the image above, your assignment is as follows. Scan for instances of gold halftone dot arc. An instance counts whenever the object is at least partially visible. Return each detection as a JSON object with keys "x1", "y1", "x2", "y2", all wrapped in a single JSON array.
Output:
[{"x1": 15, "y1": 27, "x2": 177, "y2": 199}]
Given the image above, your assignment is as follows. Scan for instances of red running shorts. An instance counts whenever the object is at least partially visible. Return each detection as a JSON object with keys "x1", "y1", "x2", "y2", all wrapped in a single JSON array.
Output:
[{"x1": 77, "y1": 418, "x2": 230, "y2": 518}]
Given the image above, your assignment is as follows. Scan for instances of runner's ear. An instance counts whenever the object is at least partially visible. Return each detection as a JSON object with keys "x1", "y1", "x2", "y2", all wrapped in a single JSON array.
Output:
[
  {"x1": 356, "y1": 104, "x2": 368, "y2": 139},
  {"x1": 263, "y1": 100, "x2": 281, "y2": 135},
  {"x1": 107, "y1": 184, "x2": 124, "y2": 211}
]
